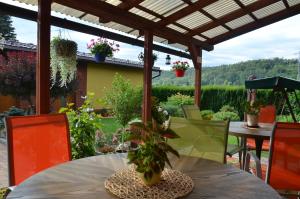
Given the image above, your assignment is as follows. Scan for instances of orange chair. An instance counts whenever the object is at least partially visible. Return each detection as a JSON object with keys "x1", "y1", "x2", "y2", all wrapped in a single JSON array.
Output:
[
  {"x1": 245, "y1": 122, "x2": 300, "y2": 197},
  {"x1": 247, "y1": 105, "x2": 276, "y2": 151},
  {"x1": 5, "y1": 114, "x2": 71, "y2": 186}
]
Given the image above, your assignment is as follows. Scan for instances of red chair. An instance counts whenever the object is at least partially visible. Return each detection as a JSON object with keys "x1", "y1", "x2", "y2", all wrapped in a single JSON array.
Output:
[
  {"x1": 6, "y1": 114, "x2": 71, "y2": 186},
  {"x1": 247, "y1": 105, "x2": 276, "y2": 151},
  {"x1": 245, "y1": 122, "x2": 300, "y2": 197}
]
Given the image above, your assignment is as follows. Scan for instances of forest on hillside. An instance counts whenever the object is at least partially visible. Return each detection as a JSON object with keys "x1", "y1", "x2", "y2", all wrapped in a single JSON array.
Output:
[{"x1": 153, "y1": 58, "x2": 299, "y2": 86}]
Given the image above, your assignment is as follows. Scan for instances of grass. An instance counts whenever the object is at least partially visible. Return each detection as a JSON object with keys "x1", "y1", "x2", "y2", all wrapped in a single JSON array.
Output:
[{"x1": 101, "y1": 118, "x2": 122, "y2": 136}]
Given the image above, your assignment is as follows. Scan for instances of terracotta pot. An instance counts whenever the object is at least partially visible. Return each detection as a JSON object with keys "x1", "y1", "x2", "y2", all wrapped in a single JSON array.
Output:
[
  {"x1": 247, "y1": 114, "x2": 259, "y2": 127},
  {"x1": 138, "y1": 171, "x2": 162, "y2": 186},
  {"x1": 94, "y1": 53, "x2": 106, "y2": 62},
  {"x1": 175, "y1": 69, "x2": 185, "y2": 77}
]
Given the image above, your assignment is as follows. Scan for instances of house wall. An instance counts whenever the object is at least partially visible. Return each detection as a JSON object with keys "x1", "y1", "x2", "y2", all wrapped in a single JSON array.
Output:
[{"x1": 86, "y1": 63, "x2": 143, "y2": 104}]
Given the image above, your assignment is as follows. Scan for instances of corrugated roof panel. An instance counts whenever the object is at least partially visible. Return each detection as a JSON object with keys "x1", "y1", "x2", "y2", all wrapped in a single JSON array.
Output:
[
  {"x1": 104, "y1": 22, "x2": 134, "y2": 33},
  {"x1": 167, "y1": 24, "x2": 187, "y2": 33},
  {"x1": 239, "y1": 0, "x2": 258, "y2": 6},
  {"x1": 129, "y1": 7, "x2": 156, "y2": 20},
  {"x1": 170, "y1": 43, "x2": 188, "y2": 51},
  {"x1": 203, "y1": 0, "x2": 240, "y2": 18},
  {"x1": 226, "y1": 14, "x2": 254, "y2": 29},
  {"x1": 154, "y1": 36, "x2": 167, "y2": 43},
  {"x1": 81, "y1": 14, "x2": 99, "y2": 24},
  {"x1": 140, "y1": 0, "x2": 187, "y2": 17},
  {"x1": 104, "y1": 0, "x2": 122, "y2": 6},
  {"x1": 253, "y1": 1, "x2": 286, "y2": 19},
  {"x1": 202, "y1": 26, "x2": 228, "y2": 38},
  {"x1": 287, "y1": 0, "x2": 300, "y2": 7},
  {"x1": 193, "y1": 35, "x2": 206, "y2": 41},
  {"x1": 51, "y1": 3, "x2": 84, "y2": 18},
  {"x1": 176, "y1": 11, "x2": 212, "y2": 29}
]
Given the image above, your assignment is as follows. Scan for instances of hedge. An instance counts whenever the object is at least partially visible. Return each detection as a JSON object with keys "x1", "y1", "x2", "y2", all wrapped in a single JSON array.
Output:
[{"x1": 152, "y1": 85, "x2": 287, "y2": 118}]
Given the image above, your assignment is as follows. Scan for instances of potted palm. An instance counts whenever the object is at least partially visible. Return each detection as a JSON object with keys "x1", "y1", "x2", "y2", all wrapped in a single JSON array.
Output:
[
  {"x1": 245, "y1": 101, "x2": 261, "y2": 127},
  {"x1": 172, "y1": 61, "x2": 189, "y2": 77},
  {"x1": 126, "y1": 98, "x2": 180, "y2": 186},
  {"x1": 87, "y1": 37, "x2": 120, "y2": 62}
]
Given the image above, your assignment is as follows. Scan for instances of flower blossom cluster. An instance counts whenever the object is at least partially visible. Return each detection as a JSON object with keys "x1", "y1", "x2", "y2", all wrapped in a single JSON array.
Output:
[
  {"x1": 172, "y1": 61, "x2": 190, "y2": 71},
  {"x1": 87, "y1": 37, "x2": 120, "y2": 57}
]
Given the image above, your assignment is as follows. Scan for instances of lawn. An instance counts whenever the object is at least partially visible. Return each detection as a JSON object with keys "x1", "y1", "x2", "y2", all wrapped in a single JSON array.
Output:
[{"x1": 101, "y1": 117, "x2": 122, "y2": 136}]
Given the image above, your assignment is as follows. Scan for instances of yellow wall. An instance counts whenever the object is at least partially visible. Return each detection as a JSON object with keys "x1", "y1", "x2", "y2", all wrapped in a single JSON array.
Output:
[{"x1": 87, "y1": 63, "x2": 143, "y2": 105}]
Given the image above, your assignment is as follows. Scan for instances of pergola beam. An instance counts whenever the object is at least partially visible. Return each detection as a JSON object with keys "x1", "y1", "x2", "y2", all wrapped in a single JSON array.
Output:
[
  {"x1": 210, "y1": 3, "x2": 300, "y2": 44},
  {"x1": 36, "y1": 0, "x2": 51, "y2": 114},
  {"x1": 54, "y1": 0, "x2": 213, "y2": 51},
  {"x1": 0, "y1": 2, "x2": 192, "y2": 59},
  {"x1": 186, "y1": 0, "x2": 280, "y2": 37}
]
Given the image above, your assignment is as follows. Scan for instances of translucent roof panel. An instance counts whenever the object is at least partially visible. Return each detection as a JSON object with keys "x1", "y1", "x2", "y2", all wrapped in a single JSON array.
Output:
[
  {"x1": 239, "y1": 0, "x2": 258, "y2": 6},
  {"x1": 51, "y1": 3, "x2": 84, "y2": 18},
  {"x1": 253, "y1": 1, "x2": 286, "y2": 19},
  {"x1": 105, "y1": 0, "x2": 122, "y2": 6},
  {"x1": 139, "y1": 0, "x2": 187, "y2": 17},
  {"x1": 202, "y1": 26, "x2": 228, "y2": 38},
  {"x1": 129, "y1": 7, "x2": 157, "y2": 21},
  {"x1": 104, "y1": 22, "x2": 134, "y2": 34},
  {"x1": 287, "y1": 0, "x2": 300, "y2": 7},
  {"x1": 176, "y1": 11, "x2": 212, "y2": 29},
  {"x1": 167, "y1": 24, "x2": 187, "y2": 33},
  {"x1": 226, "y1": 15, "x2": 254, "y2": 29},
  {"x1": 203, "y1": 0, "x2": 240, "y2": 19},
  {"x1": 193, "y1": 35, "x2": 206, "y2": 41}
]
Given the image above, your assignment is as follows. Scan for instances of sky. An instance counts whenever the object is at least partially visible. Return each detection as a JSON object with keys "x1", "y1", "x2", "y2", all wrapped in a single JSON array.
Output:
[{"x1": 2, "y1": 0, "x2": 300, "y2": 70}]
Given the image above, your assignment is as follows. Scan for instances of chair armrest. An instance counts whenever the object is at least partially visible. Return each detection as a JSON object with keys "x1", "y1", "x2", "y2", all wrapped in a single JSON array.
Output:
[{"x1": 244, "y1": 151, "x2": 262, "y2": 179}]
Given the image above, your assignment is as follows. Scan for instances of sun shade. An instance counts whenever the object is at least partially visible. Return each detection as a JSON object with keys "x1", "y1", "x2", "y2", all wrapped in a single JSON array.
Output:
[{"x1": 245, "y1": 76, "x2": 300, "y2": 91}]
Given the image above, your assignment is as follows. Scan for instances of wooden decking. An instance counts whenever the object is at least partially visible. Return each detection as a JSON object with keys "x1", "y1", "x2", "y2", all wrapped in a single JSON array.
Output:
[{"x1": 0, "y1": 142, "x2": 8, "y2": 187}]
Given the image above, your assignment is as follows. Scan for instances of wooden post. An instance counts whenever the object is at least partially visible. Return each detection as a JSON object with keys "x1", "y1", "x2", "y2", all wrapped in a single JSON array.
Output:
[
  {"x1": 142, "y1": 30, "x2": 153, "y2": 123},
  {"x1": 189, "y1": 45, "x2": 202, "y2": 108},
  {"x1": 36, "y1": 0, "x2": 51, "y2": 114}
]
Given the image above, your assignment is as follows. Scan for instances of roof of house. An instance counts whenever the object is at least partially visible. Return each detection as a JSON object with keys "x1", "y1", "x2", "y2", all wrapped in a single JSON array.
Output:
[
  {"x1": 0, "y1": 40, "x2": 161, "y2": 71},
  {"x1": 12, "y1": 0, "x2": 300, "y2": 52}
]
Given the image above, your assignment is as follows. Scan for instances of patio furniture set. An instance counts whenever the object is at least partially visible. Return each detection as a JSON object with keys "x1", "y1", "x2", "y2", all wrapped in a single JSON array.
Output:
[{"x1": 1, "y1": 106, "x2": 300, "y2": 199}]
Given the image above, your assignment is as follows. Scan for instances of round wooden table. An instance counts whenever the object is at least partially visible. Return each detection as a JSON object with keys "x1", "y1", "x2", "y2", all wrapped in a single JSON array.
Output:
[
  {"x1": 7, "y1": 154, "x2": 281, "y2": 199},
  {"x1": 229, "y1": 122, "x2": 274, "y2": 161}
]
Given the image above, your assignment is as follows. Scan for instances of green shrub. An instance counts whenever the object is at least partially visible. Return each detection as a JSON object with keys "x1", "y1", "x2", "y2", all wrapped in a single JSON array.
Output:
[
  {"x1": 200, "y1": 110, "x2": 214, "y2": 120},
  {"x1": 220, "y1": 105, "x2": 238, "y2": 114},
  {"x1": 59, "y1": 92, "x2": 102, "y2": 159},
  {"x1": 212, "y1": 111, "x2": 240, "y2": 121},
  {"x1": 160, "y1": 93, "x2": 193, "y2": 117}
]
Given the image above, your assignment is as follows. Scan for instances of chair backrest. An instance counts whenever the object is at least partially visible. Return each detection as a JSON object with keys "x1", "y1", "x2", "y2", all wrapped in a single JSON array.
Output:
[
  {"x1": 259, "y1": 105, "x2": 276, "y2": 123},
  {"x1": 267, "y1": 122, "x2": 300, "y2": 191},
  {"x1": 6, "y1": 114, "x2": 71, "y2": 186},
  {"x1": 169, "y1": 117, "x2": 229, "y2": 164},
  {"x1": 181, "y1": 105, "x2": 202, "y2": 120}
]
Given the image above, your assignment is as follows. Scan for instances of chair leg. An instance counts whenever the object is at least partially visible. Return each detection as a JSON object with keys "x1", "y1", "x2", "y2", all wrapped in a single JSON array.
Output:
[{"x1": 238, "y1": 150, "x2": 242, "y2": 169}]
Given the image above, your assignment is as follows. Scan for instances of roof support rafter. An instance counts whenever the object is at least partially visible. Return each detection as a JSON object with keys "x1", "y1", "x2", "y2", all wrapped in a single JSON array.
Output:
[
  {"x1": 233, "y1": 0, "x2": 258, "y2": 21},
  {"x1": 281, "y1": 0, "x2": 290, "y2": 8},
  {"x1": 209, "y1": 3, "x2": 300, "y2": 44},
  {"x1": 54, "y1": 0, "x2": 213, "y2": 51},
  {"x1": 186, "y1": 0, "x2": 281, "y2": 37}
]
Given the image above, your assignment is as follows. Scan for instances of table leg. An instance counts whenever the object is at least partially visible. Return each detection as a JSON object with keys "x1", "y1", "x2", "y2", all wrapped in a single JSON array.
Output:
[
  {"x1": 241, "y1": 137, "x2": 247, "y2": 169},
  {"x1": 255, "y1": 138, "x2": 263, "y2": 160}
]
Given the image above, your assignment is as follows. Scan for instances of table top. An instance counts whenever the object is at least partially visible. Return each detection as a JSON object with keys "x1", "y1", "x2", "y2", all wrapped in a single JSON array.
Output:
[
  {"x1": 7, "y1": 154, "x2": 281, "y2": 199},
  {"x1": 229, "y1": 121, "x2": 274, "y2": 139}
]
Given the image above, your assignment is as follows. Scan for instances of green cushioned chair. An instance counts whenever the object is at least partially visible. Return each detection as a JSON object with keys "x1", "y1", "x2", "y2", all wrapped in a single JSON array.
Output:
[
  {"x1": 0, "y1": 187, "x2": 10, "y2": 199},
  {"x1": 169, "y1": 117, "x2": 229, "y2": 164}
]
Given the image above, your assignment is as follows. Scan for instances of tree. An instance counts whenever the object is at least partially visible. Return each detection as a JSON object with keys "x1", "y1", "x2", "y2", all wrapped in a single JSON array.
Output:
[{"x1": 0, "y1": 14, "x2": 16, "y2": 40}]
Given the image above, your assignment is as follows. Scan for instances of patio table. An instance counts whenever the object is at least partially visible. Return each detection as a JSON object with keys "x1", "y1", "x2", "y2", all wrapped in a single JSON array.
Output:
[
  {"x1": 7, "y1": 153, "x2": 281, "y2": 199},
  {"x1": 229, "y1": 121, "x2": 274, "y2": 165}
]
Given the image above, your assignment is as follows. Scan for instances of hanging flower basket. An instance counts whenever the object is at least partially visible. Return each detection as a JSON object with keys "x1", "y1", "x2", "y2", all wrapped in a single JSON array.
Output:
[
  {"x1": 50, "y1": 36, "x2": 78, "y2": 87},
  {"x1": 87, "y1": 37, "x2": 120, "y2": 63},
  {"x1": 175, "y1": 69, "x2": 185, "y2": 77},
  {"x1": 172, "y1": 61, "x2": 189, "y2": 78}
]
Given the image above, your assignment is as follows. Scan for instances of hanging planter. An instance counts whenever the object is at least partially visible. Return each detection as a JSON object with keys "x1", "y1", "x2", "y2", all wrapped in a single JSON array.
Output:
[
  {"x1": 50, "y1": 36, "x2": 78, "y2": 87},
  {"x1": 87, "y1": 37, "x2": 120, "y2": 63},
  {"x1": 172, "y1": 61, "x2": 189, "y2": 78}
]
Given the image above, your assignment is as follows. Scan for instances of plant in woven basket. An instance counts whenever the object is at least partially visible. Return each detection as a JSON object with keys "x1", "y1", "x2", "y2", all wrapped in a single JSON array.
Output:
[
  {"x1": 126, "y1": 97, "x2": 180, "y2": 186},
  {"x1": 50, "y1": 36, "x2": 78, "y2": 87},
  {"x1": 244, "y1": 100, "x2": 262, "y2": 127}
]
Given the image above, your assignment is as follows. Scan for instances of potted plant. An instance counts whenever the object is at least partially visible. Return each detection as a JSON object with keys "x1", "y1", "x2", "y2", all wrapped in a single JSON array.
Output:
[
  {"x1": 172, "y1": 61, "x2": 189, "y2": 77},
  {"x1": 126, "y1": 98, "x2": 180, "y2": 186},
  {"x1": 87, "y1": 37, "x2": 120, "y2": 62},
  {"x1": 244, "y1": 101, "x2": 261, "y2": 127},
  {"x1": 50, "y1": 36, "x2": 78, "y2": 87}
]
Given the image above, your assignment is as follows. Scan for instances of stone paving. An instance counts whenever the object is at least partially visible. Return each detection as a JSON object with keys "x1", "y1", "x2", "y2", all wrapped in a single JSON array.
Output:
[{"x1": 0, "y1": 142, "x2": 8, "y2": 187}]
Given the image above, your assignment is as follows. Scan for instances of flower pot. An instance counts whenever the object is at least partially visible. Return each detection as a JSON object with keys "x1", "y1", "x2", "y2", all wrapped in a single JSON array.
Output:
[
  {"x1": 94, "y1": 53, "x2": 106, "y2": 62},
  {"x1": 175, "y1": 69, "x2": 185, "y2": 77},
  {"x1": 247, "y1": 114, "x2": 259, "y2": 127},
  {"x1": 138, "y1": 171, "x2": 162, "y2": 186}
]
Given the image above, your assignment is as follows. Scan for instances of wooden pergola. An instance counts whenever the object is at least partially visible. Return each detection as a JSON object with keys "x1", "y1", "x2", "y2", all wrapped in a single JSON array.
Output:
[{"x1": 7, "y1": 0, "x2": 300, "y2": 122}]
